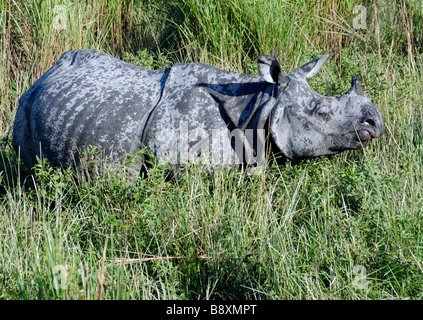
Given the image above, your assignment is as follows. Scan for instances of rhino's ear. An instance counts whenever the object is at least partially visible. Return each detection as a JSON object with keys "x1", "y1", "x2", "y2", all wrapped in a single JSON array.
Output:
[
  {"x1": 258, "y1": 55, "x2": 289, "y2": 85},
  {"x1": 292, "y1": 53, "x2": 331, "y2": 79}
]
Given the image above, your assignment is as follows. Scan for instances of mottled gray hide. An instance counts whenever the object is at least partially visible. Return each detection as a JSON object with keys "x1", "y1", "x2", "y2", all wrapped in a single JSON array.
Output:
[{"x1": 13, "y1": 49, "x2": 384, "y2": 173}]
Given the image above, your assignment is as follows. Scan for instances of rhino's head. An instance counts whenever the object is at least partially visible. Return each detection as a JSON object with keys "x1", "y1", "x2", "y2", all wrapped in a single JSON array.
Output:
[{"x1": 258, "y1": 54, "x2": 384, "y2": 159}]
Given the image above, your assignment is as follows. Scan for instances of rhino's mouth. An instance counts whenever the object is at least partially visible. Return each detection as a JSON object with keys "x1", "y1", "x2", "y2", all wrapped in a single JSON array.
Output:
[
  {"x1": 351, "y1": 128, "x2": 382, "y2": 146},
  {"x1": 357, "y1": 129, "x2": 371, "y2": 143},
  {"x1": 339, "y1": 127, "x2": 379, "y2": 149}
]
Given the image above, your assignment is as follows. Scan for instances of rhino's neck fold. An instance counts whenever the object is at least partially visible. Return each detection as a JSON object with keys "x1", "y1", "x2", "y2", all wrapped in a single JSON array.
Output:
[{"x1": 140, "y1": 67, "x2": 172, "y2": 144}]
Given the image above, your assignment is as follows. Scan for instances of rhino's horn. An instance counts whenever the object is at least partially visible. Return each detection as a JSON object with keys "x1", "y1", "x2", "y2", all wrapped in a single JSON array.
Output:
[{"x1": 347, "y1": 76, "x2": 365, "y2": 96}]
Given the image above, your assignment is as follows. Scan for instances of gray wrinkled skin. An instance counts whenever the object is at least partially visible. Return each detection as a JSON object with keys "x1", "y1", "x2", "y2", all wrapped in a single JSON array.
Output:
[{"x1": 13, "y1": 49, "x2": 384, "y2": 173}]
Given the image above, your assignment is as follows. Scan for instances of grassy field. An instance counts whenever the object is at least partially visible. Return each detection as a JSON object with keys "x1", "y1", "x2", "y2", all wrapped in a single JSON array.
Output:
[{"x1": 1, "y1": 0, "x2": 423, "y2": 300}]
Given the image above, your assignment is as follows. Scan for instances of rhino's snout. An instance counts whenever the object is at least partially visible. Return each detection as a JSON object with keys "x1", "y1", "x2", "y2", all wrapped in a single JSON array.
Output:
[
  {"x1": 362, "y1": 118, "x2": 376, "y2": 129},
  {"x1": 353, "y1": 109, "x2": 385, "y2": 146},
  {"x1": 361, "y1": 107, "x2": 385, "y2": 137},
  {"x1": 360, "y1": 118, "x2": 383, "y2": 139}
]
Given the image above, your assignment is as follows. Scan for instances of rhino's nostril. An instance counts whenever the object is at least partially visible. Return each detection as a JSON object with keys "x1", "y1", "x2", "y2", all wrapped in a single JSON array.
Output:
[{"x1": 363, "y1": 118, "x2": 376, "y2": 127}]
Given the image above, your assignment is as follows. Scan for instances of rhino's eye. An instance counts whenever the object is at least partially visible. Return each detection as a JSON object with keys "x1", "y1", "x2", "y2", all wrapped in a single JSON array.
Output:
[
  {"x1": 315, "y1": 106, "x2": 330, "y2": 119},
  {"x1": 317, "y1": 110, "x2": 328, "y2": 118}
]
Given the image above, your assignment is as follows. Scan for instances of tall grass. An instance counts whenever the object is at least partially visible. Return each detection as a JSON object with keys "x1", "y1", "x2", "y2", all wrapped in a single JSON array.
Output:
[{"x1": 1, "y1": 0, "x2": 423, "y2": 300}]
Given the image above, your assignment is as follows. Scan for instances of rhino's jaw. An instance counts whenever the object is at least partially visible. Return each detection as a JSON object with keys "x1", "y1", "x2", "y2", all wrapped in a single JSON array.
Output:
[
  {"x1": 355, "y1": 128, "x2": 381, "y2": 144},
  {"x1": 361, "y1": 119, "x2": 384, "y2": 139},
  {"x1": 326, "y1": 128, "x2": 381, "y2": 156},
  {"x1": 334, "y1": 131, "x2": 372, "y2": 151},
  {"x1": 342, "y1": 113, "x2": 385, "y2": 148},
  {"x1": 357, "y1": 129, "x2": 372, "y2": 145},
  {"x1": 271, "y1": 107, "x2": 385, "y2": 160}
]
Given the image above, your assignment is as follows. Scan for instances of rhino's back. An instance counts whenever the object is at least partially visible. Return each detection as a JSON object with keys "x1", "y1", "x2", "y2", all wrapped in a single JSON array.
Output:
[{"x1": 13, "y1": 49, "x2": 167, "y2": 168}]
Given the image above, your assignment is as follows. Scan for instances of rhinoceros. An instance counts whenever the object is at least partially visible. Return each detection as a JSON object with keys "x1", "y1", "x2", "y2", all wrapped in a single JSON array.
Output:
[{"x1": 12, "y1": 49, "x2": 384, "y2": 174}]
